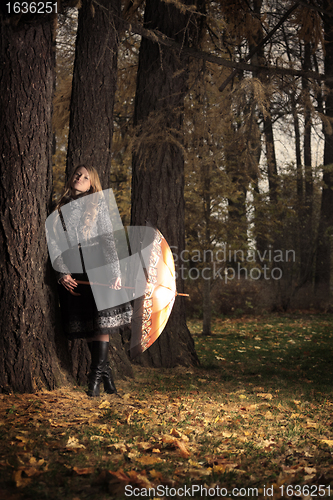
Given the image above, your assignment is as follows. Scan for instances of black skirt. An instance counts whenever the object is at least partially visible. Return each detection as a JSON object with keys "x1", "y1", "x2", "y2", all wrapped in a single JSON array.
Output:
[{"x1": 57, "y1": 273, "x2": 132, "y2": 340}]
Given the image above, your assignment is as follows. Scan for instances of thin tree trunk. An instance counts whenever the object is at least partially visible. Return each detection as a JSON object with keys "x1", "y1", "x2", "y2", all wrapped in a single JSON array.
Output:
[
  {"x1": 249, "y1": 0, "x2": 277, "y2": 251},
  {"x1": 66, "y1": 0, "x2": 120, "y2": 188},
  {"x1": 263, "y1": 117, "x2": 279, "y2": 204},
  {"x1": 251, "y1": 0, "x2": 278, "y2": 206},
  {"x1": 224, "y1": 117, "x2": 248, "y2": 247},
  {"x1": 249, "y1": 0, "x2": 277, "y2": 203},
  {"x1": 303, "y1": 42, "x2": 313, "y2": 200},
  {"x1": 283, "y1": 30, "x2": 303, "y2": 205},
  {"x1": 293, "y1": 99, "x2": 303, "y2": 202},
  {"x1": 131, "y1": 0, "x2": 203, "y2": 367},
  {"x1": 284, "y1": 29, "x2": 313, "y2": 285},
  {"x1": 202, "y1": 276, "x2": 212, "y2": 336},
  {"x1": 0, "y1": 12, "x2": 67, "y2": 392},
  {"x1": 202, "y1": 164, "x2": 212, "y2": 336},
  {"x1": 301, "y1": 41, "x2": 314, "y2": 278}
]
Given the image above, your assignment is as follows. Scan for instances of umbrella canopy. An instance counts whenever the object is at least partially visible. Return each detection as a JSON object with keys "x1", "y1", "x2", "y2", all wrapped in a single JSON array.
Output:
[{"x1": 130, "y1": 227, "x2": 188, "y2": 358}]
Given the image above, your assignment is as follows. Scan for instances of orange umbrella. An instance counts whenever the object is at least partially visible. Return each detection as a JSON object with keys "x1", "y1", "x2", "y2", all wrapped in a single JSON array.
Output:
[{"x1": 130, "y1": 227, "x2": 188, "y2": 358}]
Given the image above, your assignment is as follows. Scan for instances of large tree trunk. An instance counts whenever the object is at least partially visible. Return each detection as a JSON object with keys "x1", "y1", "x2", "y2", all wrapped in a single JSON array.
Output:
[
  {"x1": 0, "y1": 11, "x2": 68, "y2": 393},
  {"x1": 130, "y1": 0, "x2": 203, "y2": 367},
  {"x1": 65, "y1": 0, "x2": 133, "y2": 381},
  {"x1": 315, "y1": 2, "x2": 333, "y2": 295},
  {"x1": 66, "y1": 0, "x2": 120, "y2": 188}
]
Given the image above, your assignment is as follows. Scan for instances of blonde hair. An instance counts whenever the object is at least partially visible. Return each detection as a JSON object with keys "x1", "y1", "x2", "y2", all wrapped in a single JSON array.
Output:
[
  {"x1": 55, "y1": 165, "x2": 102, "y2": 210},
  {"x1": 54, "y1": 165, "x2": 103, "y2": 238}
]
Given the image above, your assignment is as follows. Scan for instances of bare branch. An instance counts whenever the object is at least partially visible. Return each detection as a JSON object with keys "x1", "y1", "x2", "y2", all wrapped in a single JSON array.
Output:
[{"x1": 126, "y1": 21, "x2": 331, "y2": 86}]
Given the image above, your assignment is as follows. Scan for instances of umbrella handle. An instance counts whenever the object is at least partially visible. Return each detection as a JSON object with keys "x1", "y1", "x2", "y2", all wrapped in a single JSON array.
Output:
[
  {"x1": 68, "y1": 281, "x2": 135, "y2": 296},
  {"x1": 75, "y1": 280, "x2": 134, "y2": 289},
  {"x1": 70, "y1": 281, "x2": 190, "y2": 297}
]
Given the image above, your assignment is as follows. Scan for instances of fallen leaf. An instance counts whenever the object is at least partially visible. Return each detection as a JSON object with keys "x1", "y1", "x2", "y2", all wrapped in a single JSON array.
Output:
[
  {"x1": 149, "y1": 469, "x2": 164, "y2": 481},
  {"x1": 257, "y1": 393, "x2": 273, "y2": 400},
  {"x1": 18, "y1": 466, "x2": 40, "y2": 478},
  {"x1": 305, "y1": 421, "x2": 318, "y2": 429},
  {"x1": 13, "y1": 470, "x2": 32, "y2": 488},
  {"x1": 170, "y1": 428, "x2": 189, "y2": 441},
  {"x1": 170, "y1": 428, "x2": 182, "y2": 438},
  {"x1": 107, "y1": 442, "x2": 127, "y2": 453},
  {"x1": 213, "y1": 461, "x2": 238, "y2": 473},
  {"x1": 304, "y1": 467, "x2": 317, "y2": 474},
  {"x1": 187, "y1": 467, "x2": 212, "y2": 478},
  {"x1": 99, "y1": 401, "x2": 111, "y2": 409},
  {"x1": 137, "y1": 441, "x2": 153, "y2": 451},
  {"x1": 320, "y1": 439, "x2": 333, "y2": 447},
  {"x1": 161, "y1": 434, "x2": 177, "y2": 445},
  {"x1": 65, "y1": 437, "x2": 86, "y2": 449},
  {"x1": 15, "y1": 435, "x2": 29, "y2": 444},
  {"x1": 161, "y1": 434, "x2": 190, "y2": 458},
  {"x1": 135, "y1": 455, "x2": 163, "y2": 465},
  {"x1": 108, "y1": 468, "x2": 130, "y2": 482},
  {"x1": 29, "y1": 457, "x2": 45, "y2": 466},
  {"x1": 90, "y1": 435, "x2": 106, "y2": 441},
  {"x1": 73, "y1": 466, "x2": 94, "y2": 475},
  {"x1": 176, "y1": 440, "x2": 191, "y2": 459}
]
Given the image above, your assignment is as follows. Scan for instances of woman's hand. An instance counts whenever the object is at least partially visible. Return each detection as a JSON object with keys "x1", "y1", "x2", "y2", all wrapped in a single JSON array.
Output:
[
  {"x1": 111, "y1": 277, "x2": 121, "y2": 290},
  {"x1": 60, "y1": 274, "x2": 77, "y2": 291}
]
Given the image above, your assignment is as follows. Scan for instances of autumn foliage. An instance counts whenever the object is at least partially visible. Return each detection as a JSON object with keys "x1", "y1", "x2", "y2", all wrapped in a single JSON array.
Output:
[{"x1": 1, "y1": 314, "x2": 333, "y2": 498}]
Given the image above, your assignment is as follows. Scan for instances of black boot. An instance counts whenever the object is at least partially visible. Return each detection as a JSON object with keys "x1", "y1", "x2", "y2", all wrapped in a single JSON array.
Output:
[
  {"x1": 102, "y1": 363, "x2": 117, "y2": 395},
  {"x1": 87, "y1": 341, "x2": 117, "y2": 396},
  {"x1": 87, "y1": 341, "x2": 107, "y2": 397}
]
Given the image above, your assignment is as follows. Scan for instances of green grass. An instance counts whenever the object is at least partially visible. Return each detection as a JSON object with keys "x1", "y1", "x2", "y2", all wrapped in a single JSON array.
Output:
[{"x1": 189, "y1": 313, "x2": 333, "y2": 391}]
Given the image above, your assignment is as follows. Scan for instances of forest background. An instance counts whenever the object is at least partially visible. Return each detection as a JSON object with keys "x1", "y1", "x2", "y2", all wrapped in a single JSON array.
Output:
[{"x1": 1, "y1": 0, "x2": 333, "y2": 393}]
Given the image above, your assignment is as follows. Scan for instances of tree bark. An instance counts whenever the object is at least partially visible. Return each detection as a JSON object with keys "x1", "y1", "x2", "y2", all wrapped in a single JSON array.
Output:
[
  {"x1": 315, "y1": 1, "x2": 333, "y2": 293},
  {"x1": 131, "y1": 0, "x2": 203, "y2": 367},
  {"x1": 223, "y1": 88, "x2": 249, "y2": 248},
  {"x1": 249, "y1": 0, "x2": 278, "y2": 248},
  {"x1": 64, "y1": 0, "x2": 134, "y2": 381},
  {"x1": 300, "y1": 41, "x2": 314, "y2": 279},
  {"x1": 250, "y1": 0, "x2": 278, "y2": 206},
  {"x1": 202, "y1": 276, "x2": 212, "y2": 336},
  {"x1": 0, "y1": 12, "x2": 68, "y2": 392},
  {"x1": 202, "y1": 164, "x2": 212, "y2": 336},
  {"x1": 66, "y1": 0, "x2": 120, "y2": 188},
  {"x1": 263, "y1": 117, "x2": 279, "y2": 204}
]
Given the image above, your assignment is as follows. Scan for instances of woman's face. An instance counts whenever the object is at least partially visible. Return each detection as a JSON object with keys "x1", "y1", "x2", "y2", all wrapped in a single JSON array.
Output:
[{"x1": 71, "y1": 167, "x2": 91, "y2": 195}]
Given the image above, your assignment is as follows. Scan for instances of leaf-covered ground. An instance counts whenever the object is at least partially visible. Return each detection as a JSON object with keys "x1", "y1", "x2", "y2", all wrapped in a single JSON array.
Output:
[{"x1": 1, "y1": 313, "x2": 333, "y2": 499}]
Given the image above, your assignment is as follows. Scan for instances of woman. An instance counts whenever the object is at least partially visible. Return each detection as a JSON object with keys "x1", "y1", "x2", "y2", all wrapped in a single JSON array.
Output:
[{"x1": 48, "y1": 165, "x2": 132, "y2": 397}]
